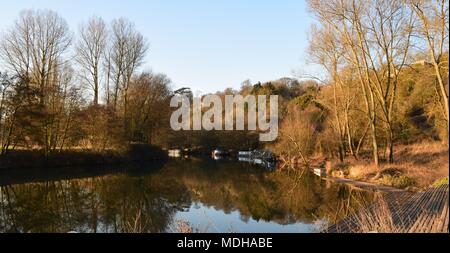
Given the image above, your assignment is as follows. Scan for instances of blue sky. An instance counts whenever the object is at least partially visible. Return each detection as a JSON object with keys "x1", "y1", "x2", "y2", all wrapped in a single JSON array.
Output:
[{"x1": 0, "y1": 0, "x2": 318, "y2": 93}]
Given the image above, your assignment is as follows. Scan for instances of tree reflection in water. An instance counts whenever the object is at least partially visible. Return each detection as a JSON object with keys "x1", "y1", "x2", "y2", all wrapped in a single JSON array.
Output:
[{"x1": 0, "y1": 159, "x2": 375, "y2": 233}]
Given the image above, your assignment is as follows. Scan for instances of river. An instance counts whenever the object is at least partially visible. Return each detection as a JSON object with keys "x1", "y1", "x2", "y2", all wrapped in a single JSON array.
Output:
[{"x1": 0, "y1": 157, "x2": 375, "y2": 233}]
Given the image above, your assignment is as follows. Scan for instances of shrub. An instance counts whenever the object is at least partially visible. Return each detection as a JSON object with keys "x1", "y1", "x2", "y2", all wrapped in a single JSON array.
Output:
[
  {"x1": 379, "y1": 174, "x2": 415, "y2": 189},
  {"x1": 432, "y1": 177, "x2": 449, "y2": 187}
]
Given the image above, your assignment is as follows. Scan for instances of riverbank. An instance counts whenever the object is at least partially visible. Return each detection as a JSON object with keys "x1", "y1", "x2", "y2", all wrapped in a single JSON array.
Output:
[
  {"x1": 0, "y1": 144, "x2": 168, "y2": 170},
  {"x1": 321, "y1": 177, "x2": 406, "y2": 193},
  {"x1": 310, "y1": 142, "x2": 449, "y2": 191}
]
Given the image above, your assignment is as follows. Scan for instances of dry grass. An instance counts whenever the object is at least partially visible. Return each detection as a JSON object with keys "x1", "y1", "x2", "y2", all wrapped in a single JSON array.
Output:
[
  {"x1": 392, "y1": 142, "x2": 449, "y2": 188},
  {"x1": 352, "y1": 197, "x2": 399, "y2": 233},
  {"x1": 353, "y1": 200, "x2": 449, "y2": 233},
  {"x1": 338, "y1": 190, "x2": 449, "y2": 233},
  {"x1": 343, "y1": 142, "x2": 449, "y2": 189},
  {"x1": 348, "y1": 163, "x2": 379, "y2": 180}
]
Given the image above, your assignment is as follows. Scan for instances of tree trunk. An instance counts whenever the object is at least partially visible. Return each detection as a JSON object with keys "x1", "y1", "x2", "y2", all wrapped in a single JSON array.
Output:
[{"x1": 370, "y1": 119, "x2": 379, "y2": 167}]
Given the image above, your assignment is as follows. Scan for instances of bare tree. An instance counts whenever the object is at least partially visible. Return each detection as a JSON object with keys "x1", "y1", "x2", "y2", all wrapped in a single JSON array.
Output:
[
  {"x1": 104, "y1": 47, "x2": 113, "y2": 105},
  {"x1": 0, "y1": 10, "x2": 77, "y2": 154},
  {"x1": 308, "y1": 0, "x2": 381, "y2": 166},
  {"x1": 0, "y1": 10, "x2": 72, "y2": 105},
  {"x1": 309, "y1": 25, "x2": 348, "y2": 161},
  {"x1": 108, "y1": 18, "x2": 148, "y2": 141},
  {"x1": 108, "y1": 18, "x2": 149, "y2": 111},
  {"x1": 409, "y1": 0, "x2": 449, "y2": 135},
  {"x1": 361, "y1": 0, "x2": 414, "y2": 163},
  {"x1": 76, "y1": 16, "x2": 108, "y2": 106},
  {"x1": 308, "y1": 0, "x2": 414, "y2": 165}
]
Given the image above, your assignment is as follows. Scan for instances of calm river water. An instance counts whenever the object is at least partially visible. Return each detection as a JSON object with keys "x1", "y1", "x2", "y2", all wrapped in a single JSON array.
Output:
[{"x1": 0, "y1": 158, "x2": 374, "y2": 233}]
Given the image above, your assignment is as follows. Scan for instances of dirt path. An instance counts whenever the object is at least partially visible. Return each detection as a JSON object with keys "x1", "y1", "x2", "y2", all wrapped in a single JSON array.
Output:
[{"x1": 322, "y1": 177, "x2": 406, "y2": 193}]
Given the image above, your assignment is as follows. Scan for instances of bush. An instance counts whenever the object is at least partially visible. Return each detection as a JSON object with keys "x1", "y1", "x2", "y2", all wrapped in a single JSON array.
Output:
[
  {"x1": 329, "y1": 163, "x2": 350, "y2": 177},
  {"x1": 432, "y1": 177, "x2": 449, "y2": 187},
  {"x1": 379, "y1": 174, "x2": 415, "y2": 189}
]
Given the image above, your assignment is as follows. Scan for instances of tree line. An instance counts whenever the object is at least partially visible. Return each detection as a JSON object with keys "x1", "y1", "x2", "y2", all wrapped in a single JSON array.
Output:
[
  {"x1": 273, "y1": 0, "x2": 448, "y2": 167},
  {"x1": 0, "y1": 10, "x2": 172, "y2": 155}
]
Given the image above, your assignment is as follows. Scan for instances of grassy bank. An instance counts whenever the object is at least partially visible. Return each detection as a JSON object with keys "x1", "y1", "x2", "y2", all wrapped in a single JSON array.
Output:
[
  {"x1": 312, "y1": 142, "x2": 449, "y2": 190},
  {"x1": 0, "y1": 144, "x2": 168, "y2": 170}
]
